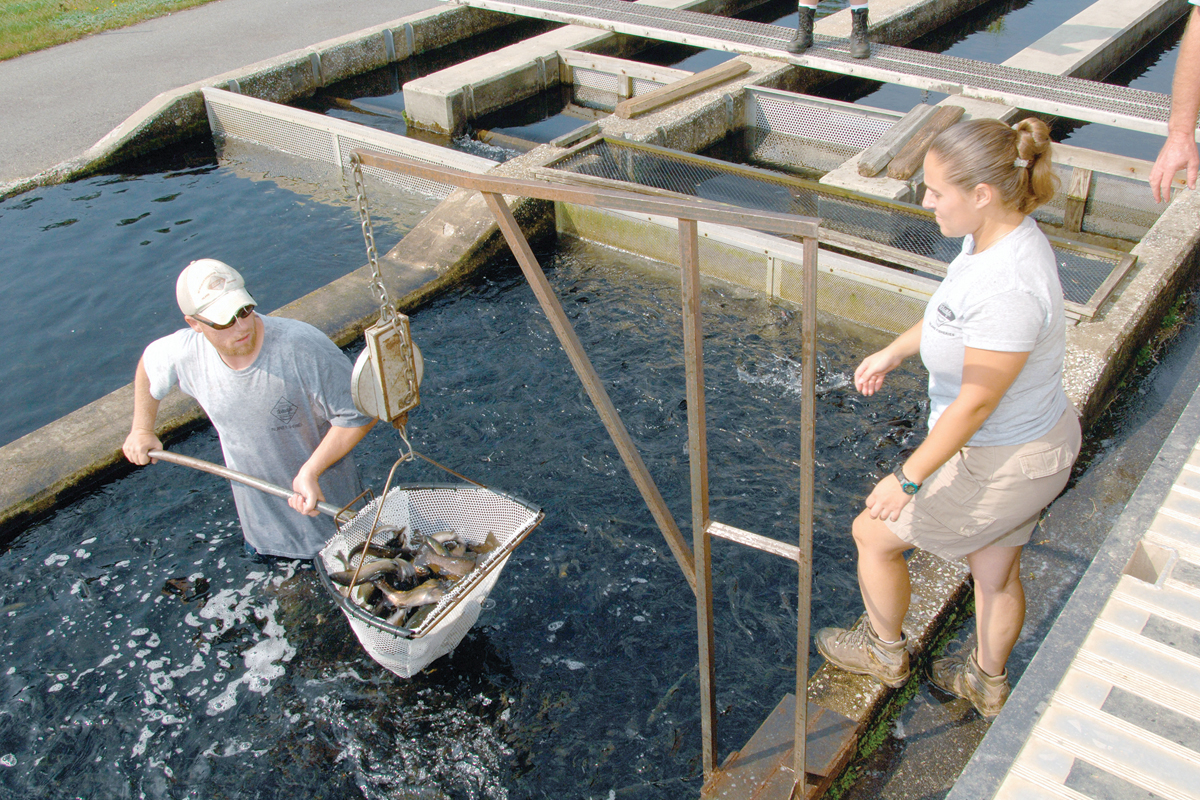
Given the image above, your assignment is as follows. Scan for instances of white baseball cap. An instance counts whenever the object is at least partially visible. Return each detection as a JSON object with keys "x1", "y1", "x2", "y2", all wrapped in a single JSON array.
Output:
[{"x1": 176, "y1": 259, "x2": 256, "y2": 325}]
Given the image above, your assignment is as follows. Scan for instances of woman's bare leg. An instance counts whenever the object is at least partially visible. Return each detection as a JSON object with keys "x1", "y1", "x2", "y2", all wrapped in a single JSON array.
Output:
[
  {"x1": 965, "y1": 544, "x2": 1025, "y2": 675},
  {"x1": 852, "y1": 509, "x2": 915, "y2": 641}
]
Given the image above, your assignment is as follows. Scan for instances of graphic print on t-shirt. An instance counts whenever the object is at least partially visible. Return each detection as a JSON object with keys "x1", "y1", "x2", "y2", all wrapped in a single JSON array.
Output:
[{"x1": 271, "y1": 396, "x2": 299, "y2": 425}]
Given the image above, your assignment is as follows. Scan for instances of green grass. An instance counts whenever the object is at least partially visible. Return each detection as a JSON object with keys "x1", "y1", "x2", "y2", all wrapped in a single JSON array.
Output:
[{"x1": 0, "y1": 0, "x2": 218, "y2": 61}]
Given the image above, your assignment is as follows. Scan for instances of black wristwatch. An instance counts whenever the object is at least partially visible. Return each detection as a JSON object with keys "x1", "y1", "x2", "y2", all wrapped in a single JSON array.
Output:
[{"x1": 893, "y1": 465, "x2": 920, "y2": 495}]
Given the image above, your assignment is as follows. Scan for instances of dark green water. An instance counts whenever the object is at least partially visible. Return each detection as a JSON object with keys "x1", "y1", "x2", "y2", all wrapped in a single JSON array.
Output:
[{"x1": 0, "y1": 239, "x2": 927, "y2": 799}]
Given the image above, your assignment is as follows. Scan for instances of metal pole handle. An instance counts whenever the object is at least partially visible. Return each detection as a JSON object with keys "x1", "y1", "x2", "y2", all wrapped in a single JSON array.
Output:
[{"x1": 148, "y1": 449, "x2": 344, "y2": 519}]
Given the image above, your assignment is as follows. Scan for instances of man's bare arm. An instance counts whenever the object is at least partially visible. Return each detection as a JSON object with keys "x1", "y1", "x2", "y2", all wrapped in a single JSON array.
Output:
[
  {"x1": 289, "y1": 420, "x2": 377, "y2": 516},
  {"x1": 1151, "y1": 6, "x2": 1200, "y2": 202},
  {"x1": 122, "y1": 357, "x2": 164, "y2": 465}
]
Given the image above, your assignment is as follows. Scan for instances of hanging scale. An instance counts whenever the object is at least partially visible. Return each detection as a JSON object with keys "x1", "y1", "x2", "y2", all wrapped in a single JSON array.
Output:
[{"x1": 349, "y1": 155, "x2": 423, "y2": 430}]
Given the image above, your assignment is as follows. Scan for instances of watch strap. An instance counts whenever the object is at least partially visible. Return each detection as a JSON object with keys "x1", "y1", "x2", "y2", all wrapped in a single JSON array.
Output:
[{"x1": 893, "y1": 464, "x2": 920, "y2": 495}]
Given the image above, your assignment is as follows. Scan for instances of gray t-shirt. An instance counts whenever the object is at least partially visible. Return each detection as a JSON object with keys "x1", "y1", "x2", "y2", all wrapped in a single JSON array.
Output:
[
  {"x1": 920, "y1": 215, "x2": 1068, "y2": 447},
  {"x1": 143, "y1": 315, "x2": 373, "y2": 558}
]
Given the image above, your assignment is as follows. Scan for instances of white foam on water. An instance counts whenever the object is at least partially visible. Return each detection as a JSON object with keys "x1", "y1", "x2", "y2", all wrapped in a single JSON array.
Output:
[
  {"x1": 0, "y1": 754, "x2": 14, "y2": 767},
  {"x1": 203, "y1": 596, "x2": 295, "y2": 716},
  {"x1": 131, "y1": 725, "x2": 154, "y2": 757},
  {"x1": 43, "y1": 554, "x2": 69, "y2": 567}
]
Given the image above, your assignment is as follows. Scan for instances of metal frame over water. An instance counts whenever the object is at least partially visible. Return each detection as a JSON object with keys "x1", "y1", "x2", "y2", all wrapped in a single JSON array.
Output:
[{"x1": 351, "y1": 148, "x2": 835, "y2": 795}]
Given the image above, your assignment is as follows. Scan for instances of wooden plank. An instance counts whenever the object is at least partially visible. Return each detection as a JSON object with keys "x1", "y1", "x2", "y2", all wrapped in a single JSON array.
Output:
[
  {"x1": 886, "y1": 105, "x2": 966, "y2": 181},
  {"x1": 615, "y1": 58, "x2": 751, "y2": 119},
  {"x1": 1062, "y1": 167, "x2": 1092, "y2": 233},
  {"x1": 549, "y1": 121, "x2": 600, "y2": 149},
  {"x1": 1052, "y1": 140, "x2": 1189, "y2": 187},
  {"x1": 557, "y1": 48, "x2": 689, "y2": 86},
  {"x1": 858, "y1": 103, "x2": 940, "y2": 177},
  {"x1": 682, "y1": 216, "x2": 718, "y2": 780},
  {"x1": 703, "y1": 693, "x2": 857, "y2": 800}
]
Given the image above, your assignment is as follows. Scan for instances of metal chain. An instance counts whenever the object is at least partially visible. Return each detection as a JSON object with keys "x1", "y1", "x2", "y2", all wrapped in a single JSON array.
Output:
[{"x1": 351, "y1": 156, "x2": 396, "y2": 326}]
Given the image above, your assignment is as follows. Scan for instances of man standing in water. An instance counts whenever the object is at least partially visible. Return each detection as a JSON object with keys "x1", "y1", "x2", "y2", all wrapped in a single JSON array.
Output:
[
  {"x1": 123, "y1": 259, "x2": 376, "y2": 559},
  {"x1": 788, "y1": 1, "x2": 870, "y2": 59},
  {"x1": 1149, "y1": 1, "x2": 1200, "y2": 202}
]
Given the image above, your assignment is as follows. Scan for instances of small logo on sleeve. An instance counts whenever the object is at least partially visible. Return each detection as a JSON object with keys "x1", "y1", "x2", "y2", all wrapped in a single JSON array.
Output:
[{"x1": 936, "y1": 303, "x2": 957, "y2": 323}]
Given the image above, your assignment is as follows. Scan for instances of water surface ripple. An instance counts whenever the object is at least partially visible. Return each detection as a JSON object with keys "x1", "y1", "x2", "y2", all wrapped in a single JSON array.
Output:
[{"x1": 0, "y1": 239, "x2": 927, "y2": 799}]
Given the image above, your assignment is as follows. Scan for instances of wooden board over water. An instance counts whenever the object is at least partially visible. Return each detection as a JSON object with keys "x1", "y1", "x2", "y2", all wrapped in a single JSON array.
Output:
[{"x1": 703, "y1": 694, "x2": 857, "y2": 800}]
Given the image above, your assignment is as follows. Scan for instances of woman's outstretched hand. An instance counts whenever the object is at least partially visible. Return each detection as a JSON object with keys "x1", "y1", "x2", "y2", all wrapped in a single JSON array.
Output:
[
  {"x1": 864, "y1": 474, "x2": 913, "y2": 522},
  {"x1": 854, "y1": 348, "x2": 903, "y2": 396}
]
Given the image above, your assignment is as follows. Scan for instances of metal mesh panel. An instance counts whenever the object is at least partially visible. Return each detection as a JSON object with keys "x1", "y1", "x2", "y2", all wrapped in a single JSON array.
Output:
[
  {"x1": 207, "y1": 100, "x2": 338, "y2": 164},
  {"x1": 549, "y1": 138, "x2": 1125, "y2": 307},
  {"x1": 317, "y1": 484, "x2": 542, "y2": 678},
  {"x1": 570, "y1": 66, "x2": 666, "y2": 112},
  {"x1": 632, "y1": 77, "x2": 662, "y2": 96},
  {"x1": 748, "y1": 91, "x2": 897, "y2": 152},
  {"x1": 202, "y1": 88, "x2": 497, "y2": 199},
  {"x1": 572, "y1": 66, "x2": 621, "y2": 111}
]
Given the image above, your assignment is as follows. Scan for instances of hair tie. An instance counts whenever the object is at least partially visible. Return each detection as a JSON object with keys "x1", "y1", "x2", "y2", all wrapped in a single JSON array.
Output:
[{"x1": 1013, "y1": 158, "x2": 1030, "y2": 169}]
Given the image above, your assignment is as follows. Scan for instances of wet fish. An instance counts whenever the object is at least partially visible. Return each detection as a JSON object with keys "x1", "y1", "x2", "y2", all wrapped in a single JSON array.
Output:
[
  {"x1": 328, "y1": 558, "x2": 415, "y2": 587},
  {"x1": 427, "y1": 530, "x2": 458, "y2": 545},
  {"x1": 414, "y1": 543, "x2": 476, "y2": 578},
  {"x1": 378, "y1": 578, "x2": 447, "y2": 613},
  {"x1": 472, "y1": 531, "x2": 501, "y2": 555},
  {"x1": 422, "y1": 535, "x2": 449, "y2": 558},
  {"x1": 348, "y1": 540, "x2": 401, "y2": 561}
]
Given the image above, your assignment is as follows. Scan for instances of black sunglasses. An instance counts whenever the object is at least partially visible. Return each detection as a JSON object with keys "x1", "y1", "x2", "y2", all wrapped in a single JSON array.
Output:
[{"x1": 195, "y1": 304, "x2": 255, "y2": 330}]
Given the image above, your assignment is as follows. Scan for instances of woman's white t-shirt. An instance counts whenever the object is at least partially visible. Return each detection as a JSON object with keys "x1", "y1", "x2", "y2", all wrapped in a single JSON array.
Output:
[{"x1": 920, "y1": 215, "x2": 1069, "y2": 447}]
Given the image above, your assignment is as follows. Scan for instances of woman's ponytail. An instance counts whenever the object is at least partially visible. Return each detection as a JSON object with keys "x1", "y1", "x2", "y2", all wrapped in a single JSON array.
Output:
[{"x1": 928, "y1": 117, "x2": 1058, "y2": 214}]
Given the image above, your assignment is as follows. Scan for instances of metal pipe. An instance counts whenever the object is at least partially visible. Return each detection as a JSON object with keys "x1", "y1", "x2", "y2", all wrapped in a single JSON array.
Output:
[
  {"x1": 793, "y1": 234, "x2": 818, "y2": 789},
  {"x1": 680, "y1": 216, "x2": 717, "y2": 779},
  {"x1": 147, "y1": 449, "x2": 345, "y2": 519},
  {"x1": 479, "y1": 189, "x2": 698, "y2": 593}
]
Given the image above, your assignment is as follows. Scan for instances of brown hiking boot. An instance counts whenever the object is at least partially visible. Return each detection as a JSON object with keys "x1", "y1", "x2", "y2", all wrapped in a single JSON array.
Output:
[
  {"x1": 849, "y1": 7, "x2": 870, "y2": 59},
  {"x1": 816, "y1": 617, "x2": 910, "y2": 687},
  {"x1": 929, "y1": 649, "x2": 1010, "y2": 718},
  {"x1": 787, "y1": 5, "x2": 815, "y2": 55}
]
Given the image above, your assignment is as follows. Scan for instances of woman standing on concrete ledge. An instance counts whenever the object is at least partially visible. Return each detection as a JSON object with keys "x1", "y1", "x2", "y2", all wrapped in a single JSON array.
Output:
[
  {"x1": 788, "y1": 1, "x2": 870, "y2": 59},
  {"x1": 815, "y1": 118, "x2": 1080, "y2": 718}
]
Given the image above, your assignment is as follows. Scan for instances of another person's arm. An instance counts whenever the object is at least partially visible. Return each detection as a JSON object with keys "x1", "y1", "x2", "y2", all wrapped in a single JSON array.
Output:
[
  {"x1": 122, "y1": 357, "x2": 164, "y2": 465},
  {"x1": 289, "y1": 420, "x2": 377, "y2": 516},
  {"x1": 864, "y1": 347, "x2": 1029, "y2": 522},
  {"x1": 1150, "y1": 6, "x2": 1200, "y2": 202}
]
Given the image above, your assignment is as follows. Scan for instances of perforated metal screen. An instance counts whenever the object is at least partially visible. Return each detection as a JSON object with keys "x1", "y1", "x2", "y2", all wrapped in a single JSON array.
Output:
[
  {"x1": 548, "y1": 137, "x2": 1131, "y2": 313},
  {"x1": 570, "y1": 66, "x2": 667, "y2": 112}
]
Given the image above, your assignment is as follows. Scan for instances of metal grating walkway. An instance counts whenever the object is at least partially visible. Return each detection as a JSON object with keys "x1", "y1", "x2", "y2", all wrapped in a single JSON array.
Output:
[{"x1": 446, "y1": 0, "x2": 1182, "y2": 136}]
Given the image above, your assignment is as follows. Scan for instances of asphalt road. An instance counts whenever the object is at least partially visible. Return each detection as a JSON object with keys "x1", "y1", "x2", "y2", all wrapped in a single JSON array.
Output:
[{"x1": 0, "y1": 0, "x2": 441, "y2": 184}]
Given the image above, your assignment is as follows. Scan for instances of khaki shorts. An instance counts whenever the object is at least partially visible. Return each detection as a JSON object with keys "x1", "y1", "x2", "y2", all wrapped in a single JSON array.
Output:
[{"x1": 885, "y1": 406, "x2": 1081, "y2": 561}]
